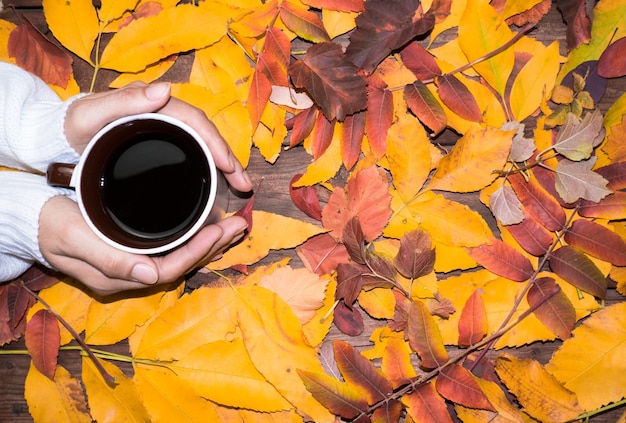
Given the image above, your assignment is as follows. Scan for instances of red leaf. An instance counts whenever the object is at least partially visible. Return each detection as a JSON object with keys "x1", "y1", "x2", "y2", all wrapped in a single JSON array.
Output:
[
  {"x1": 298, "y1": 369, "x2": 368, "y2": 420},
  {"x1": 257, "y1": 52, "x2": 289, "y2": 86},
  {"x1": 404, "y1": 80, "x2": 447, "y2": 136},
  {"x1": 404, "y1": 381, "x2": 453, "y2": 423},
  {"x1": 336, "y1": 263, "x2": 368, "y2": 305},
  {"x1": 296, "y1": 233, "x2": 350, "y2": 275},
  {"x1": 595, "y1": 161, "x2": 626, "y2": 190},
  {"x1": 399, "y1": 41, "x2": 441, "y2": 81},
  {"x1": 288, "y1": 106, "x2": 318, "y2": 148},
  {"x1": 406, "y1": 299, "x2": 448, "y2": 369},
  {"x1": 557, "y1": 0, "x2": 591, "y2": 51},
  {"x1": 393, "y1": 229, "x2": 435, "y2": 280},
  {"x1": 345, "y1": 0, "x2": 435, "y2": 73},
  {"x1": 301, "y1": 0, "x2": 364, "y2": 12},
  {"x1": 234, "y1": 178, "x2": 262, "y2": 236},
  {"x1": 290, "y1": 174, "x2": 322, "y2": 220},
  {"x1": 322, "y1": 165, "x2": 392, "y2": 242},
  {"x1": 21, "y1": 265, "x2": 61, "y2": 291},
  {"x1": 334, "y1": 300, "x2": 364, "y2": 336},
  {"x1": 372, "y1": 399, "x2": 403, "y2": 422},
  {"x1": 436, "y1": 364, "x2": 495, "y2": 411},
  {"x1": 342, "y1": 217, "x2": 366, "y2": 264},
  {"x1": 289, "y1": 42, "x2": 367, "y2": 121},
  {"x1": 435, "y1": 74, "x2": 482, "y2": 122},
  {"x1": 549, "y1": 245, "x2": 608, "y2": 299},
  {"x1": 25, "y1": 309, "x2": 60, "y2": 380},
  {"x1": 262, "y1": 27, "x2": 291, "y2": 73},
  {"x1": 564, "y1": 219, "x2": 626, "y2": 266},
  {"x1": 504, "y1": 212, "x2": 555, "y2": 256},
  {"x1": 457, "y1": 290, "x2": 488, "y2": 347},
  {"x1": 598, "y1": 36, "x2": 626, "y2": 78},
  {"x1": 311, "y1": 110, "x2": 335, "y2": 159},
  {"x1": 468, "y1": 238, "x2": 535, "y2": 282},
  {"x1": 366, "y1": 76, "x2": 393, "y2": 158},
  {"x1": 247, "y1": 69, "x2": 272, "y2": 130},
  {"x1": 527, "y1": 277, "x2": 576, "y2": 339},
  {"x1": 8, "y1": 16, "x2": 73, "y2": 88},
  {"x1": 578, "y1": 191, "x2": 626, "y2": 220},
  {"x1": 279, "y1": 1, "x2": 330, "y2": 43},
  {"x1": 333, "y1": 340, "x2": 393, "y2": 405},
  {"x1": 342, "y1": 111, "x2": 366, "y2": 170},
  {"x1": 508, "y1": 172, "x2": 567, "y2": 231}
]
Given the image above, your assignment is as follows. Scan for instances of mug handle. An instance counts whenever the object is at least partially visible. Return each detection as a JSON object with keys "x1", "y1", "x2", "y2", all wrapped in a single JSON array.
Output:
[{"x1": 47, "y1": 163, "x2": 76, "y2": 188}]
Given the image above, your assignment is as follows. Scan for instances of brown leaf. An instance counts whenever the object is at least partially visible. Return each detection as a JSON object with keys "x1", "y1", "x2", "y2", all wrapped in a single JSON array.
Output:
[
  {"x1": 8, "y1": 16, "x2": 73, "y2": 88},
  {"x1": 393, "y1": 229, "x2": 435, "y2": 280},
  {"x1": 468, "y1": 238, "x2": 535, "y2": 282},
  {"x1": 364, "y1": 252, "x2": 397, "y2": 288},
  {"x1": 556, "y1": 0, "x2": 591, "y2": 51},
  {"x1": 333, "y1": 340, "x2": 393, "y2": 404},
  {"x1": 527, "y1": 277, "x2": 576, "y2": 339},
  {"x1": 372, "y1": 399, "x2": 403, "y2": 422},
  {"x1": 289, "y1": 42, "x2": 367, "y2": 121},
  {"x1": 298, "y1": 369, "x2": 368, "y2": 420},
  {"x1": 565, "y1": 219, "x2": 626, "y2": 266},
  {"x1": 0, "y1": 283, "x2": 35, "y2": 344},
  {"x1": 25, "y1": 309, "x2": 60, "y2": 380},
  {"x1": 457, "y1": 290, "x2": 488, "y2": 347},
  {"x1": 578, "y1": 191, "x2": 626, "y2": 220},
  {"x1": 279, "y1": 0, "x2": 330, "y2": 43},
  {"x1": 508, "y1": 172, "x2": 566, "y2": 231},
  {"x1": 506, "y1": 0, "x2": 552, "y2": 26},
  {"x1": 297, "y1": 233, "x2": 350, "y2": 275},
  {"x1": 504, "y1": 212, "x2": 555, "y2": 256},
  {"x1": 436, "y1": 364, "x2": 495, "y2": 411},
  {"x1": 406, "y1": 299, "x2": 448, "y2": 369},
  {"x1": 549, "y1": 245, "x2": 608, "y2": 299},
  {"x1": 343, "y1": 217, "x2": 366, "y2": 264},
  {"x1": 404, "y1": 381, "x2": 453, "y2": 423},
  {"x1": 336, "y1": 263, "x2": 368, "y2": 305},
  {"x1": 555, "y1": 158, "x2": 612, "y2": 203},
  {"x1": 345, "y1": 0, "x2": 435, "y2": 73},
  {"x1": 366, "y1": 76, "x2": 393, "y2": 158},
  {"x1": 595, "y1": 161, "x2": 626, "y2": 190},
  {"x1": 399, "y1": 41, "x2": 441, "y2": 81},
  {"x1": 342, "y1": 111, "x2": 366, "y2": 169},
  {"x1": 490, "y1": 185, "x2": 525, "y2": 226},
  {"x1": 404, "y1": 80, "x2": 447, "y2": 136},
  {"x1": 334, "y1": 300, "x2": 364, "y2": 336},
  {"x1": 435, "y1": 74, "x2": 482, "y2": 122},
  {"x1": 290, "y1": 174, "x2": 322, "y2": 220}
]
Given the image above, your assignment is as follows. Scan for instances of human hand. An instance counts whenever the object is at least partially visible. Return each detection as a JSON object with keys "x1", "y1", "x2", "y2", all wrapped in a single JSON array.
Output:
[{"x1": 38, "y1": 82, "x2": 253, "y2": 295}]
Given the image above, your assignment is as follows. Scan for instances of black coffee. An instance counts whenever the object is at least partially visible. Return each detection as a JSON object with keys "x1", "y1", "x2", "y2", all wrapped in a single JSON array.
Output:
[{"x1": 101, "y1": 134, "x2": 209, "y2": 239}]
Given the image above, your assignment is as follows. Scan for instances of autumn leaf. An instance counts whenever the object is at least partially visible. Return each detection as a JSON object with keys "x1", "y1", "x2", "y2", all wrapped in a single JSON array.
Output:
[
  {"x1": 527, "y1": 277, "x2": 576, "y2": 339},
  {"x1": 435, "y1": 74, "x2": 483, "y2": 123},
  {"x1": 490, "y1": 185, "x2": 525, "y2": 225},
  {"x1": 405, "y1": 298, "x2": 448, "y2": 369},
  {"x1": 279, "y1": 0, "x2": 330, "y2": 43},
  {"x1": 394, "y1": 229, "x2": 436, "y2": 280},
  {"x1": 553, "y1": 110, "x2": 604, "y2": 161},
  {"x1": 468, "y1": 238, "x2": 535, "y2": 282},
  {"x1": 341, "y1": 111, "x2": 366, "y2": 169},
  {"x1": 549, "y1": 245, "x2": 608, "y2": 299},
  {"x1": 404, "y1": 80, "x2": 447, "y2": 136},
  {"x1": 564, "y1": 219, "x2": 626, "y2": 267},
  {"x1": 496, "y1": 353, "x2": 583, "y2": 422},
  {"x1": 298, "y1": 369, "x2": 368, "y2": 420},
  {"x1": 366, "y1": 76, "x2": 393, "y2": 158},
  {"x1": 302, "y1": 0, "x2": 364, "y2": 12},
  {"x1": 508, "y1": 172, "x2": 567, "y2": 231},
  {"x1": 503, "y1": 212, "x2": 555, "y2": 256},
  {"x1": 289, "y1": 41, "x2": 368, "y2": 121},
  {"x1": 436, "y1": 364, "x2": 495, "y2": 411},
  {"x1": 555, "y1": 157, "x2": 612, "y2": 203},
  {"x1": 457, "y1": 290, "x2": 488, "y2": 347},
  {"x1": 297, "y1": 233, "x2": 350, "y2": 275},
  {"x1": 25, "y1": 309, "x2": 59, "y2": 380},
  {"x1": 598, "y1": 36, "x2": 626, "y2": 78},
  {"x1": 400, "y1": 41, "x2": 442, "y2": 81}
]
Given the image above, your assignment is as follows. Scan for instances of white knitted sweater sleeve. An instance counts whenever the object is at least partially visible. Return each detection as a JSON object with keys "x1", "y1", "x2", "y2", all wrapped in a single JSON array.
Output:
[{"x1": 0, "y1": 62, "x2": 82, "y2": 281}]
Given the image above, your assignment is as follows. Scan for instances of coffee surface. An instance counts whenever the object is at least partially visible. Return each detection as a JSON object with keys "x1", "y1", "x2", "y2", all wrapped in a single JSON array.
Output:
[{"x1": 102, "y1": 136, "x2": 209, "y2": 239}]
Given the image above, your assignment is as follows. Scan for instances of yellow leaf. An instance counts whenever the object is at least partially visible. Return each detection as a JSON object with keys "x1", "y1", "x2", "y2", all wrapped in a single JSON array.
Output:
[
  {"x1": 99, "y1": 0, "x2": 140, "y2": 26},
  {"x1": 459, "y1": 0, "x2": 515, "y2": 96},
  {"x1": 495, "y1": 353, "x2": 583, "y2": 422},
  {"x1": 84, "y1": 287, "x2": 167, "y2": 345},
  {"x1": 386, "y1": 114, "x2": 433, "y2": 202},
  {"x1": 322, "y1": 9, "x2": 357, "y2": 39},
  {"x1": 0, "y1": 19, "x2": 17, "y2": 63},
  {"x1": 100, "y1": 2, "x2": 233, "y2": 72},
  {"x1": 302, "y1": 276, "x2": 336, "y2": 348},
  {"x1": 43, "y1": 0, "x2": 99, "y2": 64},
  {"x1": 429, "y1": 0, "x2": 467, "y2": 46},
  {"x1": 25, "y1": 363, "x2": 91, "y2": 423},
  {"x1": 237, "y1": 285, "x2": 335, "y2": 423},
  {"x1": 546, "y1": 302, "x2": 626, "y2": 411},
  {"x1": 241, "y1": 408, "x2": 305, "y2": 423},
  {"x1": 49, "y1": 74, "x2": 81, "y2": 100},
  {"x1": 208, "y1": 210, "x2": 326, "y2": 270},
  {"x1": 510, "y1": 41, "x2": 561, "y2": 121},
  {"x1": 358, "y1": 288, "x2": 396, "y2": 319},
  {"x1": 134, "y1": 286, "x2": 239, "y2": 360},
  {"x1": 109, "y1": 56, "x2": 177, "y2": 88},
  {"x1": 361, "y1": 326, "x2": 407, "y2": 361},
  {"x1": 167, "y1": 339, "x2": 293, "y2": 412},
  {"x1": 293, "y1": 122, "x2": 343, "y2": 187},
  {"x1": 258, "y1": 264, "x2": 331, "y2": 325},
  {"x1": 82, "y1": 358, "x2": 150, "y2": 422},
  {"x1": 28, "y1": 281, "x2": 93, "y2": 346},
  {"x1": 432, "y1": 241, "x2": 477, "y2": 273},
  {"x1": 455, "y1": 376, "x2": 525, "y2": 423},
  {"x1": 254, "y1": 104, "x2": 287, "y2": 163},
  {"x1": 425, "y1": 127, "x2": 514, "y2": 193},
  {"x1": 133, "y1": 365, "x2": 222, "y2": 423}
]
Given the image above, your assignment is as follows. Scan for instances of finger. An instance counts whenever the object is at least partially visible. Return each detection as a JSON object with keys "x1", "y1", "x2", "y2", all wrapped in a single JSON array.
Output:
[{"x1": 65, "y1": 82, "x2": 172, "y2": 152}]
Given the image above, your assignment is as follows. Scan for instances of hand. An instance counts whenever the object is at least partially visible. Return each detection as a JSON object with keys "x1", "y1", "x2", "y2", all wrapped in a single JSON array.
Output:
[{"x1": 39, "y1": 82, "x2": 253, "y2": 296}]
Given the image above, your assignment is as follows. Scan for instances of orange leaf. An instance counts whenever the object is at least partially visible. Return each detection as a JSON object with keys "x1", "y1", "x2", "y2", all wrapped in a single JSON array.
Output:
[
  {"x1": 247, "y1": 69, "x2": 272, "y2": 130},
  {"x1": 301, "y1": 0, "x2": 364, "y2": 12},
  {"x1": 564, "y1": 219, "x2": 626, "y2": 266},
  {"x1": 503, "y1": 211, "x2": 554, "y2": 256},
  {"x1": 468, "y1": 238, "x2": 535, "y2": 282},
  {"x1": 298, "y1": 369, "x2": 368, "y2": 420},
  {"x1": 25, "y1": 309, "x2": 59, "y2": 380},
  {"x1": 527, "y1": 277, "x2": 576, "y2": 340},
  {"x1": 549, "y1": 245, "x2": 608, "y2": 299},
  {"x1": 406, "y1": 299, "x2": 448, "y2": 369},
  {"x1": 333, "y1": 339, "x2": 393, "y2": 405},
  {"x1": 457, "y1": 290, "x2": 488, "y2": 347},
  {"x1": 297, "y1": 233, "x2": 350, "y2": 275},
  {"x1": 366, "y1": 76, "x2": 393, "y2": 158},
  {"x1": 8, "y1": 16, "x2": 73, "y2": 88},
  {"x1": 310, "y1": 110, "x2": 335, "y2": 159},
  {"x1": 290, "y1": 174, "x2": 322, "y2": 220},
  {"x1": 579, "y1": 191, "x2": 626, "y2": 220},
  {"x1": 288, "y1": 106, "x2": 318, "y2": 148},
  {"x1": 403, "y1": 381, "x2": 453, "y2": 423},
  {"x1": 404, "y1": 80, "x2": 447, "y2": 136},
  {"x1": 279, "y1": 0, "x2": 330, "y2": 43},
  {"x1": 322, "y1": 165, "x2": 392, "y2": 241},
  {"x1": 262, "y1": 27, "x2": 291, "y2": 73},
  {"x1": 436, "y1": 364, "x2": 495, "y2": 411},
  {"x1": 436, "y1": 74, "x2": 482, "y2": 123},
  {"x1": 341, "y1": 111, "x2": 366, "y2": 170},
  {"x1": 509, "y1": 172, "x2": 566, "y2": 231}
]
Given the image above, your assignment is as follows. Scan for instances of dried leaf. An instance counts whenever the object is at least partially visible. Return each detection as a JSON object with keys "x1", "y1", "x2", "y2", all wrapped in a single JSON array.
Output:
[
  {"x1": 508, "y1": 172, "x2": 566, "y2": 231},
  {"x1": 468, "y1": 238, "x2": 535, "y2": 282},
  {"x1": 598, "y1": 36, "x2": 626, "y2": 78},
  {"x1": 553, "y1": 110, "x2": 604, "y2": 161},
  {"x1": 490, "y1": 185, "x2": 525, "y2": 226},
  {"x1": 504, "y1": 212, "x2": 555, "y2": 256},
  {"x1": 394, "y1": 229, "x2": 436, "y2": 280},
  {"x1": 297, "y1": 233, "x2": 350, "y2": 275},
  {"x1": 25, "y1": 309, "x2": 59, "y2": 380},
  {"x1": 403, "y1": 381, "x2": 452, "y2": 422},
  {"x1": 341, "y1": 111, "x2": 366, "y2": 169},
  {"x1": 557, "y1": 0, "x2": 591, "y2": 51},
  {"x1": 436, "y1": 364, "x2": 495, "y2": 411},
  {"x1": 496, "y1": 353, "x2": 583, "y2": 422},
  {"x1": 527, "y1": 277, "x2": 576, "y2": 339},
  {"x1": 334, "y1": 300, "x2": 364, "y2": 336},
  {"x1": 555, "y1": 157, "x2": 613, "y2": 203},
  {"x1": 366, "y1": 76, "x2": 393, "y2": 158},
  {"x1": 248, "y1": 69, "x2": 272, "y2": 130},
  {"x1": 279, "y1": 0, "x2": 331, "y2": 43},
  {"x1": 403, "y1": 80, "x2": 447, "y2": 136},
  {"x1": 549, "y1": 245, "x2": 608, "y2": 299},
  {"x1": 8, "y1": 16, "x2": 73, "y2": 88},
  {"x1": 565, "y1": 219, "x2": 626, "y2": 266},
  {"x1": 288, "y1": 106, "x2": 318, "y2": 148},
  {"x1": 436, "y1": 74, "x2": 483, "y2": 123},
  {"x1": 578, "y1": 191, "x2": 626, "y2": 220},
  {"x1": 457, "y1": 290, "x2": 488, "y2": 347},
  {"x1": 298, "y1": 369, "x2": 368, "y2": 420},
  {"x1": 399, "y1": 41, "x2": 442, "y2": 81},
  {"x1": 406, "y1": 299, "x2": 448, "y2": 369},
  {"x1": 290, "y1": 174, "x2": 322, "y2": 220},
  {"x1": 289, "y1": 41, "x2": 367, "y2": 121}
]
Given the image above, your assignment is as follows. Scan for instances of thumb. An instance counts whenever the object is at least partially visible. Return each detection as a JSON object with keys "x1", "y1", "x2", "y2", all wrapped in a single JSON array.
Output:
[{"x1": 65, "y1": 82, "x2": 172, "y2": 152}]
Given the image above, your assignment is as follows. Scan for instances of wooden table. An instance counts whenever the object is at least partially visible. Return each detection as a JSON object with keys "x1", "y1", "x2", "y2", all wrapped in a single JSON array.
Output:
[{"x1": 1, "y1": 1, "x2": 625, "y2": 422}]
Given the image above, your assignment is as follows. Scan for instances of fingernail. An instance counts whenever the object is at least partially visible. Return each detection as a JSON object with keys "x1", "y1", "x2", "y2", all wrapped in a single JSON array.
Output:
[
  {"x1": 131, "y1": 263, "x2": 159, "y2": 285},
  {"x1": 243, "y1": 171, "x2": 253, "y2": 187},
  {"x1": 145, "y1": 82, "x2": 171, "y2": 101}
]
